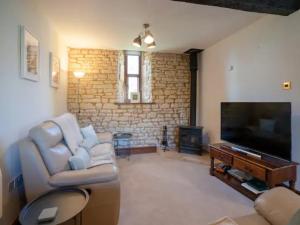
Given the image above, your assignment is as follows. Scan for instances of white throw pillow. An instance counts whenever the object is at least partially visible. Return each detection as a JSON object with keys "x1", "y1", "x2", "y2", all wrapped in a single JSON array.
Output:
[
  {"x1": 68, "y1": 147, "x2": 91, "y2": 170},
  {"x1": 80, "y1": 125, "x2": 99, "y2": 149},
  {"x1": 80, "y1": 137, "x2": 98, "y2": 150}
]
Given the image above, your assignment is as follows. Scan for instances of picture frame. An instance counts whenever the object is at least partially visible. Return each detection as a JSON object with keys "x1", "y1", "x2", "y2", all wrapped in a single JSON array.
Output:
[
  {"x1": 20, "y1": 26, "x2": 40, "y2": 81},
  {"x1": 49, "y1": 52, "x2": 60, "y2": 88},
  {"x1": 130, "y1": 92, "x2": 140, "y2": 103}
]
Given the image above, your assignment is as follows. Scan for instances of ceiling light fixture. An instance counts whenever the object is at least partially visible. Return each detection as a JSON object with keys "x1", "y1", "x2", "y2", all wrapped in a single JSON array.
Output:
[
  {"x1": 133, "y1": 36, "x2": 142, "y2": 47},
  {"x1": 144, "y1": 30, "x2": 154, "y2": 44},
  {"x1": 132, "y1": 23, "x2": 156, "y2": 49},
  {"x1": 147, "y1": 41, "x2": 156, "y2": 49}
]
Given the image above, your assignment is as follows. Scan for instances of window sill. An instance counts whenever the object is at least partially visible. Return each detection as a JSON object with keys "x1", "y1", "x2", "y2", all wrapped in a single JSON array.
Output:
[{"x1": 114, "y1": 102, "x2": 155, "y2": 105}]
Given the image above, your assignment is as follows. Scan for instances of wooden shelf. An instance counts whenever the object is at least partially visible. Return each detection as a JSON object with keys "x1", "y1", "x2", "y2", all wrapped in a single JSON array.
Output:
[
  {"x1": 213, "y1": 170, "x2": 259, "y2": 200},
  {"x1": 209, "y1": 143, "x2": 298, "y2": 200}
]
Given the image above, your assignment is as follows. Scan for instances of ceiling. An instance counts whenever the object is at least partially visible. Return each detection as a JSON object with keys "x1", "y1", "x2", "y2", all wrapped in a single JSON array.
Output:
[{"x1": 37, "y1": 0, "x2": 264, "y2": 53}]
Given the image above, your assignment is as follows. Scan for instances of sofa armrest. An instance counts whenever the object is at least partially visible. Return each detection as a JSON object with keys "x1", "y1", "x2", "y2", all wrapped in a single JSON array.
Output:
[
  {"x1": 49, "y1": 164, "x2": 118, "y2": 187},
  {"x1": 255, "y1": 187, "x2": 300, "y2": 225},
  {"x1": 97, "y1": 132, "x2": 113, "y2": 143}
]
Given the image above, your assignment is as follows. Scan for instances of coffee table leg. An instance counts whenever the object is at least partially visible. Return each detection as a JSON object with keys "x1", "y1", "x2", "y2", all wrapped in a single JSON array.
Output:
[{"x1": 128, "y1": 146, "x2": 131, "y2": 160}]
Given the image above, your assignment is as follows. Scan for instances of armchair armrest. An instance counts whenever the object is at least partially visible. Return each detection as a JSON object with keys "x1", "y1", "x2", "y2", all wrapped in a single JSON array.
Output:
[{"x1": 49, "y1": 164, "x2": 118, "y2": 187}]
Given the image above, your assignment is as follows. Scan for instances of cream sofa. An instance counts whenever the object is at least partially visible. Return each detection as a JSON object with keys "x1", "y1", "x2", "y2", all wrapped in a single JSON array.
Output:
[
  {"x1": 212, "y1": 187, "x2": 300, "y2": 225},
  {"x1": 19, "y1": 113, "x2": 120, "y2": 225}
]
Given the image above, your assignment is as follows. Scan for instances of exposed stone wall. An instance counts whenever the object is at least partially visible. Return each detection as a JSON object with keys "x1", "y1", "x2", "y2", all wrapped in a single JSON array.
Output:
[{"x1": 68, "y1": 48, "x2": 190, "y2": 147}]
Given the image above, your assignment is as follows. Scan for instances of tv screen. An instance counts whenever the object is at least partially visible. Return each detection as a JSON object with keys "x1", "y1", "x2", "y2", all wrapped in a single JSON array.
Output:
[{"x1": 221, "y1": 102, "x2": 291, "y2": 161}]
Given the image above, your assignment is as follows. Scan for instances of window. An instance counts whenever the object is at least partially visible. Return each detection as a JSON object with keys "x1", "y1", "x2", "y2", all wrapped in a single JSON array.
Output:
[
  {"x1": 125, "y1": 52, "x2": 141, "y2": 102},
  {"x1": 116, "y1": 51, "x2": 152, "y2": 104}
]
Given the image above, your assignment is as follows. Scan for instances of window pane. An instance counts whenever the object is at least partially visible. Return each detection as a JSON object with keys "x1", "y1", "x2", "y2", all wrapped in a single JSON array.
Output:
[
  {"x1": 128, "y1": 77, "x2": 139, "y2": 99},
  {"x1": 127, "y1": 55, "x2": 139, "y2": 74}
]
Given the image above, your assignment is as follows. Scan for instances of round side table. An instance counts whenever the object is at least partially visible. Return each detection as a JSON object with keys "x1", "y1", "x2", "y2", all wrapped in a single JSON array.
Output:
[
  {"x1": 113, "y1": 132, "x2": 133, "y2": 160},
  {"x1": 19, "y1": 188, "x2": 89, "y2": 225}
]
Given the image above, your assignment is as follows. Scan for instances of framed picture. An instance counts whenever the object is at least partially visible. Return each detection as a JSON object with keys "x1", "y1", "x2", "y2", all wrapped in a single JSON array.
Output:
[
  {"x1": 49, "y1": 52, "x2": 60, "y2": 88},
  {"x1": 20, "y1": 26, "x2": 40, "y2": 81},
  {"x1": 130, "y1": 92, "x2": 140, "y2": 103}
]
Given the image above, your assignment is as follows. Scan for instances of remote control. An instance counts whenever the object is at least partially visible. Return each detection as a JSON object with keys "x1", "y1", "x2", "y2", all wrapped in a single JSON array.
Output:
[{"x1": 38, "y1": 207, "x2": 58, "y2": 223}]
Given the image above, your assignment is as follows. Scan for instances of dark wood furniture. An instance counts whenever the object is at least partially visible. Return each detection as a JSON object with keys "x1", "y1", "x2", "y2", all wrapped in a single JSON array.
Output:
[
  {"x1": 179, "y1": 126, "x2": 203, "y2": 155},
  {"x1": 209, "y1": 143, "x2": 298, "y2": 200},
  {"x1": 172, "y1": 0, "x2": 300, "y2": 16}
]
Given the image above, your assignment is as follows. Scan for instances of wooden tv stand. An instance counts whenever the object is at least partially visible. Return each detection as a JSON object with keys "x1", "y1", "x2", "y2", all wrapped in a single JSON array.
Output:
[{"x1": 209, "y1": 143, "x2": 298, "y2": 200}]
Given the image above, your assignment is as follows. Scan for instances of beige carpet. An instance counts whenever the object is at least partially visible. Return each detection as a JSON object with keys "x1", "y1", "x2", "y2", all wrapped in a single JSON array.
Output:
[{"x1": 117, "y1": 150, "x2": 255, "y2": 225}]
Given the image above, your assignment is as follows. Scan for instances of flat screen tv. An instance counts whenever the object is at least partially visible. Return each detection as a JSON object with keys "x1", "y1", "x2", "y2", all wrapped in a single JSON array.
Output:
[{"x1": 221, "y1": 102, "x2": 291, "y2": 161}]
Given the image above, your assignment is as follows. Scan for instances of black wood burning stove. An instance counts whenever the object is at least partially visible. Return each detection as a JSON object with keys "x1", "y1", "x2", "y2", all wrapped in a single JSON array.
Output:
[
  {"x1": 179, "y1": 126, "x2": 203, "y2": 154},
  {"x1": 178, "y1": 49, "x2": 204, "y2": 154}
]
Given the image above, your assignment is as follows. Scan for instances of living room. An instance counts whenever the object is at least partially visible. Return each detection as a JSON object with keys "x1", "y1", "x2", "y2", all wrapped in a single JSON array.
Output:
[{"x1": 0, "y1": 0, "x2": 300, "y2": 225}]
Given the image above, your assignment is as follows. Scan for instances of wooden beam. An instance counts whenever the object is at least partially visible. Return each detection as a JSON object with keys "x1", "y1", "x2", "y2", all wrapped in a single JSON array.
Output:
[
  {"x1": 184, "y1": 48, "x2": 203, "y2": 54},
  {"x1": 172, "y1": 0, "x2": 300, "y2": 16}
]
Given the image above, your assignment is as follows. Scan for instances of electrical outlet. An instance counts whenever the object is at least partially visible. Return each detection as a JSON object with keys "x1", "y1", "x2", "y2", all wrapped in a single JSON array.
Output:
[{"x1": 282, "y1": 81, "x2": 291, "y2": 90}]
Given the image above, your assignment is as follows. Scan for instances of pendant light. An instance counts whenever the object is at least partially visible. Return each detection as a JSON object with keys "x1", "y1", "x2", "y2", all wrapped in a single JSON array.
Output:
[
  {"x1": 132, "y1": 23, "x2": 156, "y2": 49},
  {"x1": 144, "y1": 30, "x2": 154, "y2": 44},
  {"x1": 133, "y1": 36, "x2": 142, "y2": 47},
  {"x1": 147, "y1": 41, "x2": 156, "y2": 49}
]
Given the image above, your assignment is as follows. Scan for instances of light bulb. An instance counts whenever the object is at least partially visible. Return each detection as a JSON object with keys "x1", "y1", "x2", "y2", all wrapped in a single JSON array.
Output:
[
  {"x1": 144, "y1": 30, "x2": 154, "y2": 44},
  {"x1": 73, "y1": 71, "x2": 85, "y2": 78},
  {"x1": 147, "y1": 41, "x2": 156, "y2": 49}
]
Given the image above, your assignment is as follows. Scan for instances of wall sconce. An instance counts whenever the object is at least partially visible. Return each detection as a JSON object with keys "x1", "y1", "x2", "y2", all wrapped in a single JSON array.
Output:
[
  {"x1": 73, "y1": 71, "x2": 85, "y2": 78},
  {"x1": 73, "y1": 71, "x2": 85, "y2": 114}
]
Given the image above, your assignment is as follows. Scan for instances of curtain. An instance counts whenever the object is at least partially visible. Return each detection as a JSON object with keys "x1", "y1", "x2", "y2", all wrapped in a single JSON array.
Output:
[
  {"x1": 116, "y1": 51, "x2": 125, "y2": 103},
  {"x1": 141, "y1": 52, "x2": 152, "y2": 103}
]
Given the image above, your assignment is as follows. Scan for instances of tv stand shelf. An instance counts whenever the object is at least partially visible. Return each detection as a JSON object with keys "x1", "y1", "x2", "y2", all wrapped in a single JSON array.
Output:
[{"x1": 209, "y1": 143, "x2": 298, "y2": 200}]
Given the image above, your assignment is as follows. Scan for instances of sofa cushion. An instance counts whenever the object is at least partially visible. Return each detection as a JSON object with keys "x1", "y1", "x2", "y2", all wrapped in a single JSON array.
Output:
[
  {"x1": 69, "y1": 147, "x2": 91, "y2": 170},
  {"x1": 29, "y1": 122, "x2": 71, "y2": 175},
  {"x1": 89, "y1": 143, "x2": 114, "y2": 157},
  {"x1": 97, "y1": 132, "x2": 113, "y2": 143},
  {"x1": 80, "y1": 138, "x2": 98, "y2": 150},
  {"x1": 255, "y1": 187, "x2": 300, "y2": 225},
  {"x1": 90, "y1": 158, "x2": 113, "y2": 168},
  {"x1": 29, "y1": 122, "x2": 63, "y2": 149},
  {"x1": 50, "y1": 113, "x2": 83, "y2": 154}
]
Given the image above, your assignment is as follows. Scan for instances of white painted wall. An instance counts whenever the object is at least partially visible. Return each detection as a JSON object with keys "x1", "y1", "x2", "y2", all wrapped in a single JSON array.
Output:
[
  {"x1": 0, "y1": 0, "x2": 68, "y2": 224},
  {"x1": 198, "y1": 11, "x2": 300, "y2": 187}
]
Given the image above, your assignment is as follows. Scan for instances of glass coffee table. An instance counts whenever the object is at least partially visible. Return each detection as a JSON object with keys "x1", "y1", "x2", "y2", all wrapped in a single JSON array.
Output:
[{"x1": 19, "y1": 188, "x2": 89, "y2": 225}]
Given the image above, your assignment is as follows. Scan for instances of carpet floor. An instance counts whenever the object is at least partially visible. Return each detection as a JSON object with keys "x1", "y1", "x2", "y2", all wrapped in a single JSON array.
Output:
[{"x1": 117, "y1": 150, "x2": 255, "y2": 225}]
